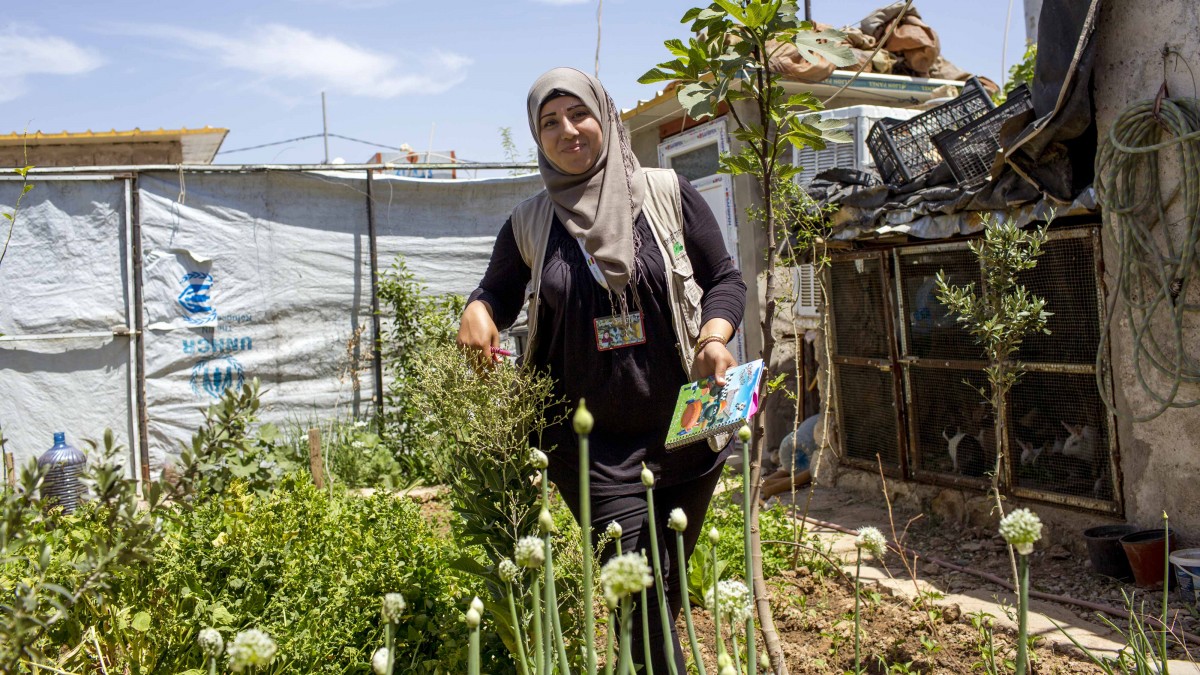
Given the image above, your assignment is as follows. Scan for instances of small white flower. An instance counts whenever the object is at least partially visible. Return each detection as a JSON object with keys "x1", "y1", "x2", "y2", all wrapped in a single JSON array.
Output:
[
  {"x1": 197, "y1": 628, "x2": 223, "y2": 658},
  {"x1": 226, "y1": 628, "x2": 277, "y2": 672},
  {"x1": 470, "y1": 596, "x2": 485, "y2": 614},
  {"x1": 606, "y1": 521, "x2": 623, "y2": 539},
  {"x1": 855, "y1": 526, "x2": 888, "y2": 559},
  {"x1": 371, "y1": 646, "x2": 390, "y2": 675},
  {"x1": 354, "y1": 420, "x2": 368, "y2": 428},
  {"x1": 706, "y1": 579, "x2": 753, "y2": 625},
  {"x1": 352, "y1": 440, "x2": 368, "y2": 449},
  {"x1": 641, "y1": 464, "x2": 655, "y2": 488},
  {"x1": 709, "y1": 527, "x2": 720, "y2": 545},
  {"x1": 498, "y1": 558, "x2": 520, "y2": 582},
  {"x1": 381, "y1": 593, "x2": 406, "y2": 624},
  {"x1": 999, "y1": 508, "x2": 1043, "y2": 556},
  {"x1": 528, "y1": 448, "x2": 549, "y2": 469},
  {"x1": 668, "y1": 508, "x2": 688, "y2": 532},
  {"x1": 600, "y1": 552, "x2": 654, "y2": 607},
  {"x1": 515, "y1": 536, "x2": 545, "y2": 569}
]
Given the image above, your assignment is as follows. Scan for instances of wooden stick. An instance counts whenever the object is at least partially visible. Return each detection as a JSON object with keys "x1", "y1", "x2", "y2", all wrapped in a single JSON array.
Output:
[
  {"x1": 4, "y1": 452, "x2": 14, "y2": 490},
  {"x1": 307, "y1": 428, "x2": 325, "y2": 489}
]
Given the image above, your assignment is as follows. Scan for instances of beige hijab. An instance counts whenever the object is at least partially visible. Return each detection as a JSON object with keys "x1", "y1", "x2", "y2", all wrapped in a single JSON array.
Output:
[{"x1": 527, "y1": 67, "x2": 645, "y2": 296}]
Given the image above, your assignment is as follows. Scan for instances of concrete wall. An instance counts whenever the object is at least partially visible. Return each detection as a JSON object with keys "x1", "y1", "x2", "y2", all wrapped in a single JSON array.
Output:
[
  {"x1": 1093, "y1": 0, "x2": 1200, "y2": 535},
  {"x1": 0, "y1": 142, "x2": 184, "y2": 167}
]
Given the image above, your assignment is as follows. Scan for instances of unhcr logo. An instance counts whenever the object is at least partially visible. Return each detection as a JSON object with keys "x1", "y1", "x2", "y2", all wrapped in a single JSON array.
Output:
[
  {"x1": 191, "y1": 355, "x2": 245, "y2": 398},
  {"x1": 178, "y1": 271, "x2": 218, "y2": 325}
]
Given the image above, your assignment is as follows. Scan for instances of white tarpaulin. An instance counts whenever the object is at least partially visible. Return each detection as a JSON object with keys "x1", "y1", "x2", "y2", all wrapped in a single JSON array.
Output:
[
  {"x1": 0, "y1": 168, "x2": 541, "y2": 477},
  {"x1": 0, "y1": 176, "x2": 137, "y2": 472}
]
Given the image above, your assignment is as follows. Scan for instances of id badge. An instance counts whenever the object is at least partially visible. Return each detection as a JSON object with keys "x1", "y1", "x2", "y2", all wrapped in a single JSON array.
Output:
[{"x1": 594, "y1": 312, "x2": 647, "y2": 351}]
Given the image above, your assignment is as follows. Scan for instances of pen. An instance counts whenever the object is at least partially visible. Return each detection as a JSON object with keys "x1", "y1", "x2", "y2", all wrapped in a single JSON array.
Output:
[{"x1": 490, "y1": 346, "x2": 516, "y2": 357}]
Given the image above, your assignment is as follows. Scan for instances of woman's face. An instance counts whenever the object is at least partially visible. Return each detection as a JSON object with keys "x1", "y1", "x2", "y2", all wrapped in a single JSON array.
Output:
[{"x1": 538, "y1": 95, "x2": 603, "y2": 175}]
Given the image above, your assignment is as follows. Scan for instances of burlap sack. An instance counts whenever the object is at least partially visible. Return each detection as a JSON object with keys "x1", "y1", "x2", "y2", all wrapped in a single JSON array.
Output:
[{"x1": 768, "y1": 39, "x2": 836, "y2": 82}]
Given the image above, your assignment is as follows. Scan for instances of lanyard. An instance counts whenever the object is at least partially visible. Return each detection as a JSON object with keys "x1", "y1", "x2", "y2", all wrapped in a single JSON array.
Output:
[{"x1": 575, "y1": 236, "x2": 610, "y2": 291}]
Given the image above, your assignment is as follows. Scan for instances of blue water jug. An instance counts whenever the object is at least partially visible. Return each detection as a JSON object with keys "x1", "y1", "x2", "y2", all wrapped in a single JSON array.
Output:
[{"x1": 38, "y1": 432, "x2": 87, "y2": 514}]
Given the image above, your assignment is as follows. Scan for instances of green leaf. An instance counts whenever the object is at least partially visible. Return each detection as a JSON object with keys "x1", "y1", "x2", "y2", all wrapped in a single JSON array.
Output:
[
  {"x1": 793, "y1": 27, "x2": 857, "y2": 67},
  {"x1": 710, "y1": 0, "x2": 747, "y2": 24},
  {"x1": 131, "y1": 610, "x2": 152, "y2": 632},
  {"x1": 681, "y1": 7, "x2": 703, "y2": 23},
  {"x1": 638, "y1": 67, "x2": 676, "y2": 85},
  {"x1": 677, "y1": 82, "x2": 715, "y2": 120}
]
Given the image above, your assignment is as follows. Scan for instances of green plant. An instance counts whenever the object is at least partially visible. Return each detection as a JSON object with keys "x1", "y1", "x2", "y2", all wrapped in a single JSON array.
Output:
[
  {"x1": 500, "y1": 126, "x2": 537, "y2": 175},
  {"x1": 1, "y1": 430, "x2": 165, "y2": 673},
  {"x1": 0, "y1": 161, "x2": 33, "y2": 277},
  {"x1": 641, "y1": 5, "x2": 855, "y2": 667},
  {"x1": 995, "y1": 43, "x2": 1037, "y2": 105},
  {"x1": 282, "y1": 416, "x2": 403, "y2": 489},
  {"x1": 935, "y1": 215, "x2": 1050, "y2": 593},
  {"x1": 171, "y1": 378, "x2": 305, "y2": 500},
  {"x1": 377, "y1": 255, "x2": 466, "y2": 484},
  {"x1": 102, "y1": 475, "x2": 489, "y2": 674}
]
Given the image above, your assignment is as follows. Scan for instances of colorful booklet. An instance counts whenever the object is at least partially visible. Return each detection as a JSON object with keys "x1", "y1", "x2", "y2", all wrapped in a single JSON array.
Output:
[{"x1": 664, "y1": 359, "x2": 765, "y2": 451}]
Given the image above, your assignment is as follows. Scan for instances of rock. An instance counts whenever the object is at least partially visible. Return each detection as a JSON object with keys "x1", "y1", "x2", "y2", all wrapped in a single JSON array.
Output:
[{"x1": 921, "y1": 562, "x2": 941, "y2": 576}]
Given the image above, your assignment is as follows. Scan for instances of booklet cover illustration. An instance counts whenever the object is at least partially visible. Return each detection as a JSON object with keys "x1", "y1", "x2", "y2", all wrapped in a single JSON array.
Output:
[{"x1": 665, "y1": 359, "x2": 764, "y2": 451}]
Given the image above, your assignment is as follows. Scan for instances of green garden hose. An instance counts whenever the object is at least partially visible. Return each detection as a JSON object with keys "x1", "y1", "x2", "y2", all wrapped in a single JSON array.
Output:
[{"x1": 1095, "y1": 97, "x2": 1200, "y2": 421}]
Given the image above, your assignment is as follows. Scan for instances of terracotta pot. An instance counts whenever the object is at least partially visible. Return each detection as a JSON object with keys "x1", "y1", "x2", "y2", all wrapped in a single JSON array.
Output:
[{"x1": 1120, "y1": 529, "x2": 1180, "y2": 589}]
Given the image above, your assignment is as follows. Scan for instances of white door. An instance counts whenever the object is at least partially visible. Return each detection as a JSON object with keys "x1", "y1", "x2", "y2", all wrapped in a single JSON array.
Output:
[{"x1": 657, "y1": 117, "x2": 745, "y2": 363}]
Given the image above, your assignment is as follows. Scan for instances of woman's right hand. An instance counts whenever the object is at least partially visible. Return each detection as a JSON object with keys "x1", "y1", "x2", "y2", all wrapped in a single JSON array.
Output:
[{"x1": 457, "y1": 299, "x2": 501, "y2": 366}]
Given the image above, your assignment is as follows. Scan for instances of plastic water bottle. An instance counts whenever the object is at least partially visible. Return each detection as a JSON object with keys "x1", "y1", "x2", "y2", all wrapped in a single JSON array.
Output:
[{"x1": 38, "y1": 432, "x2": 87, "y2": 514}]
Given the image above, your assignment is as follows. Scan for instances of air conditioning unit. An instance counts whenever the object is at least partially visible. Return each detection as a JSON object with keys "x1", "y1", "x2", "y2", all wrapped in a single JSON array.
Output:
[
  {"x1": 793, "y1": 105, "x2": 922, "y2": 187},
  {"x1": 793, "y1": 263, "x2": 820, "y2": 318}
]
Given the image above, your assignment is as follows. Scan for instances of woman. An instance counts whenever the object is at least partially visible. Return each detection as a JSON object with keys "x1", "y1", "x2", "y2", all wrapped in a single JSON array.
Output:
[{"x1": 457, "y1": 67, "x2": 746, "y2": 671}]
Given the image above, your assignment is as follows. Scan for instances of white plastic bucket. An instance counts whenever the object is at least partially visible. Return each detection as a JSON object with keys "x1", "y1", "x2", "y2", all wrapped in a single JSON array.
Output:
[{"x1": 1170, "y1": 548, "x2": 1200, "y2": 602}]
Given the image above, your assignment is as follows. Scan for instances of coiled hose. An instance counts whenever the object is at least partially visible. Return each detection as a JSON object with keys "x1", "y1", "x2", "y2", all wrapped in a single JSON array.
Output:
[{"x1": 1095, "y1": 97, "x2": 1200, "y2": 421}]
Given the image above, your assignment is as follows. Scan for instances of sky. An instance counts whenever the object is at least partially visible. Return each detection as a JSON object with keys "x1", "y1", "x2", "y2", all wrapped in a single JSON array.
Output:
[{"x1": 5, "y1": 1, "x2": 1033, "y2": 167}]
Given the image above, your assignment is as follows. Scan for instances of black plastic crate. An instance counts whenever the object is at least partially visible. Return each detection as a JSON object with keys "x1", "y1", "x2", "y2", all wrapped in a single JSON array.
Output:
[
  {"x1": 866, "y1": 77, "x2": 995, "y2": 187},
  {"x1": 933, "y1": 84, "x2": 1033, "y2": 189}
]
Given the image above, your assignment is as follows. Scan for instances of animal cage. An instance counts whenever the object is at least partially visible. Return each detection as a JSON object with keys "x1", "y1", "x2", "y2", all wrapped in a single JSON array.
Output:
[
  {"x1": 827, "y1": 252, "x2": 906, "y2": 475},
  {"x1": 829, "y1": 226, "x2": 1121, "y2": 513}
]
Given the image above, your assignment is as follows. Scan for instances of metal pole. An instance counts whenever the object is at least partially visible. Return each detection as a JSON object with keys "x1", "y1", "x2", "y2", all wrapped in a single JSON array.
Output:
[
  {"x1": 365, "y1": 170, "x2": 385, "y2": 415},
  {"x1": 805, "y1": 0, "x2": 812, "y2": 22},
  {"x1": 595, "y1": 0, "x2": 603, "y2": 78},
  {"x1": 130, "y1": 175, "x2": 151, "y2": 488},
  {"x1": 322, "y1": 92, "x2": 330, "y2": 164}
]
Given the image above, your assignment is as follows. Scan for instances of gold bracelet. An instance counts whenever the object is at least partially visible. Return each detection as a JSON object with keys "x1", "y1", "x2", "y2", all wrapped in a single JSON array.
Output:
[{"x1": 693, "y1": 334, "x2": 728, "y2": 356}]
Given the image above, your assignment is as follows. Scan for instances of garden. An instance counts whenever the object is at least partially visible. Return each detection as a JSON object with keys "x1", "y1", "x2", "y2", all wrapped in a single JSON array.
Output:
[{"x1": 4, "y1": 2, "x2": 1199, "y2": 674}]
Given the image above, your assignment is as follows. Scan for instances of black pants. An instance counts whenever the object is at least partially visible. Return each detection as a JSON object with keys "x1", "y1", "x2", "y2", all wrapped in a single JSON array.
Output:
[{"x1": 559, "y1": 463, "x2": 726, "y2": 673}]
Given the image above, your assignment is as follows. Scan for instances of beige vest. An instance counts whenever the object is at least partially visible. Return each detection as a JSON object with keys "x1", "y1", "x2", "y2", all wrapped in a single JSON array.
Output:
[{"x1": 510, "y1": 168, "x2": 726, "y2": 451}]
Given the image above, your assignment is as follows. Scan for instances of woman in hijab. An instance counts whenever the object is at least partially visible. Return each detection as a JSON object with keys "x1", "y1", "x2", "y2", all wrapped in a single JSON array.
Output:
[{"x1": 458, "y1": 66, "x2": 746, "y2": 671}]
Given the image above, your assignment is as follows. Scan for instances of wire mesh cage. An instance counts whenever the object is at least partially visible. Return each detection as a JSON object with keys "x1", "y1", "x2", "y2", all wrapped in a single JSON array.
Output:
[
  {"x1": 882, "y1": 227, "x2": 1119, "y2": 510},
  {"x1": 835, "y1": 362, "x2": 902, "y2": 467},
  {"x1": 933, "y1": 85, "x2": 1034, "y2": 189},
  {"x1": 866, "y1": 77, "x2": 995, "y2": 187},
  {"x1": 896, "y1": 245, "x2": 985, "y2": 361},
  {"x1": 830, "y1": 257, "x2": 891, "y2": 360},
  {"x1": 1015, "y1": 233, "x2": 1102, "y2": 364},
  {"x1": 905, "y1": 365, "x2": 994, "y2": 482},
  {"x1": 1008, "y1": 370, "x2": 1113, "y2": 504}
]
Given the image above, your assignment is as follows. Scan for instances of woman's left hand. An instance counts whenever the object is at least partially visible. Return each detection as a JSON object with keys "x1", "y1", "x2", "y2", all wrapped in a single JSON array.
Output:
[{"x1": 692, "y1": 340, "x2": 737, "y2": 386}]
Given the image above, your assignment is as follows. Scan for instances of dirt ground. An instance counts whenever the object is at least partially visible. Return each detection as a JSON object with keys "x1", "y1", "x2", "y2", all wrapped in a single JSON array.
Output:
[{"x1": 403, "y1": 482, "x2": 1200, "y2": 673}]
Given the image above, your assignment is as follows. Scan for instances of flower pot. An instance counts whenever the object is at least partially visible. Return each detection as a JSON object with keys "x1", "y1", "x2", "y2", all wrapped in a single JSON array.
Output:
[
  {"x1": 1169, "y1": 548, "x2": 1200, "y2": 602},
  {"x1": 1120, "y1": 529, "x2": 1180, "y2": 589},
  {"x1": 1083, "y1": 524, "x2": 1137, "y2": 581}
]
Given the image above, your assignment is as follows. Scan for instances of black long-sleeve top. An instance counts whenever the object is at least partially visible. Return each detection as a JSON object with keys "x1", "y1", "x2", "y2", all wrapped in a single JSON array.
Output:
[{"x1": 468, "y1": 173, "x2": 747, "y2": 496}]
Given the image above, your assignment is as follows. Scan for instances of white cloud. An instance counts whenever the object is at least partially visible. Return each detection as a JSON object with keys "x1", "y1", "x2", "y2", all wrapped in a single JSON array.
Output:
[
  {"x1": 0, "y1": 26, "x2": 104, "y2": 102},
  {"x1": 106, "y1": 23, "x2": 470, "y2": 98}
]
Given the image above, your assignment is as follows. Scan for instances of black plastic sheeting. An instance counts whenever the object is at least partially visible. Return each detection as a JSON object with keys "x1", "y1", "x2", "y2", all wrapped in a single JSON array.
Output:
[{"x1": 808, "y1": 0, "x2": 1103, "y2": 240}]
